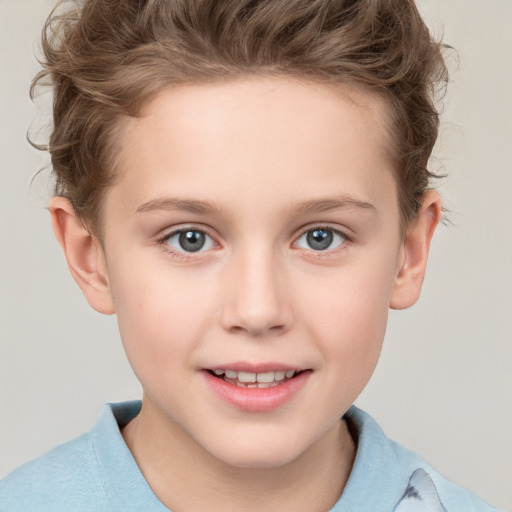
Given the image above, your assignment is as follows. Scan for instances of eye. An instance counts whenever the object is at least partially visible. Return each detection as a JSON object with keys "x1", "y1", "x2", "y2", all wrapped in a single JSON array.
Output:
[
  {"x1": 295, "y1": 227, "x2": 346, "y2": 252},
  {"x1": 163, "y1": 229, "x2": 215, "y2": 253}
]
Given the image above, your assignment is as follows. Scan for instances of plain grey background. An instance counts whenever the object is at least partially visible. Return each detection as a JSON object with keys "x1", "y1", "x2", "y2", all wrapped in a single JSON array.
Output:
[{"x1": 1, "y1": 0, "x2": 511, "y2": 509}]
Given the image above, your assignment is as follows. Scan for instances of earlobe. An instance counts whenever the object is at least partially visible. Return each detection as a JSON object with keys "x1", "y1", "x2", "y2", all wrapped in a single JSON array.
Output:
[
  {"x1": 390, "y1": 190, "x2": 442, "y2": 310},
  {"x1": 49, "y1": 197, "x2": 115, "y2": 315}
]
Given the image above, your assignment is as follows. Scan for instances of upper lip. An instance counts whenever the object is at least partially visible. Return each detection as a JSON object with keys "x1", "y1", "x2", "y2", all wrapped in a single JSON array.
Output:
[{"x1": 203, "y1": 362, "x2": 307, "y2": 373}]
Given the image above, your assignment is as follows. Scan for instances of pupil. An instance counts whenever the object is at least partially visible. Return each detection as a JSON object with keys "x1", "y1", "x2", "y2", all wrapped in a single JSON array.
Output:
[
  {"x1": 179, "y1": 231, "x2": 206, "y2": 252},
  {"x1": 307, "y1": 229, "x2": 333, "y2": 251}
]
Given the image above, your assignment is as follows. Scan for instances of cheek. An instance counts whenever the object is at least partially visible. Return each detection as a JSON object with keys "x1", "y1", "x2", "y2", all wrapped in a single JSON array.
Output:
[
  {"x1": 110, "y1": 266, "x2": 217, "y2": 378},
  {"x1": 301, "y1": 255, "x2": 396, "y2": 373},
  {"x1": 320, "y1": 286, "x2": 389, "y2": 363},
  {"x1": 319, "y1": 292, "x2": 388, "y2": 408},
  {"x1": 304, "y1": 252, "x2": 394, "y2": 326}
]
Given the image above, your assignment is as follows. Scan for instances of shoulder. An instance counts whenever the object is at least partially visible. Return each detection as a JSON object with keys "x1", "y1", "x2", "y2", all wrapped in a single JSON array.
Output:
[
  {"x1": 0, "y1": 431, "x2": 110, "y2": 512},
  {"x1": 0, "y1": 401, "x2": 144, "y2": 512},
  {"x1": 340, "y1": 406, "x2": 498, "y2": 512},
  {"x1": 391, "y1": 452, "x2": 498, "y2": 512}
]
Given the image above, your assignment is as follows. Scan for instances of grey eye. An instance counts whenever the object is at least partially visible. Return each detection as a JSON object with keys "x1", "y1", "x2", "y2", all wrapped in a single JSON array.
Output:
[
  {"x1": 165, "y1": 230, "x2": 214, "y2": 253},
  {"x1": 296, "y1": 228, "x2": 345, "y2": 251}
]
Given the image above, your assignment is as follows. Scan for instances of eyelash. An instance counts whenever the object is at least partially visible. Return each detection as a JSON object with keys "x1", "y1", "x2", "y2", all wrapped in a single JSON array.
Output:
[
  {"x1": 157, "y1": 225, "x2": 350, "y2": 260},
  {"x1": 156, "y1": 226, "x2": 217, "y2": 261},
  {"x1": 293, "y1": 225, "x2": 349, "y2": 255}
]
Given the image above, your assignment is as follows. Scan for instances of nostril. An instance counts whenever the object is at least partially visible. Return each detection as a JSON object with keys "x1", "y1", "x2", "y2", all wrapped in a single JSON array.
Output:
[
  {"x1": 220, "y1": 277, "x2": 292, "y2": 337},
  {"x1": 227, "y1": 322, "x2": 287, "y2": 338},
  {"x1": 269, "y1": 324, "x2": 286, "y2": 333}
]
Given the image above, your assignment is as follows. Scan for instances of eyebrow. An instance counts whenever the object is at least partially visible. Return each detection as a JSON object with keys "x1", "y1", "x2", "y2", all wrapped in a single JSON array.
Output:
[
  {"x1": 135, "y1": 195, "x2": 376, "y2": 216},
  {"x1": 135, "y1": 197, "x2": 219, "y2": 215},
  {"x1": 290, "y1": 197, "x2": 377, "y2": 215}
]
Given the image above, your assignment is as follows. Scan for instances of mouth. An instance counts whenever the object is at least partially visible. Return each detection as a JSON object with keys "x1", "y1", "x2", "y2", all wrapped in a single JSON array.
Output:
[
  {"x1": 206, "y1": 368, "x2": 302, "y2": 389},
  {"x1": 203, "y1": 365, "x2": 312, "y2": 412}
]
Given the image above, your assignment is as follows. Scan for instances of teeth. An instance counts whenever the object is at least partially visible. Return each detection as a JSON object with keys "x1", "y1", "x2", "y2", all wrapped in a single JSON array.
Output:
[
  {"x1": 213, "y1": 368, "x2": 298, "y2": 384},
  {"x1": 258, "y1": 382, "x2": 280, "y2": 388},
  {"x1": 256, "y1": 371, "x2": 275, "y2": 383},
  {"x1": 238, "y1": 371, "x2": 256, "y2": 383}
]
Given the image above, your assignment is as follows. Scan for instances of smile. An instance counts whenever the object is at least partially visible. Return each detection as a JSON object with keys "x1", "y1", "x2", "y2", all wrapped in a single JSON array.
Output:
[
  {"x1": 203, "y1": 366, "x2": 311, "y2": 412},
  {"x1": 209, "y1": 369, "x2": 298, "y2": 388}
]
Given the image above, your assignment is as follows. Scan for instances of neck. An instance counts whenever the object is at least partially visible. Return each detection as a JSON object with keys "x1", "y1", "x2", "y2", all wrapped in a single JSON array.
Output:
[{"x1": 122, "y1": 398, "x2": 356, "y2": 512}]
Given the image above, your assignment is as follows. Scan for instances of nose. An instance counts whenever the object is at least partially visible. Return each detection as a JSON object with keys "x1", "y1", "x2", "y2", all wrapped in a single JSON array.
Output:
[{"x1": 220, "y1": 246, "x2": 292, "y2": 337}]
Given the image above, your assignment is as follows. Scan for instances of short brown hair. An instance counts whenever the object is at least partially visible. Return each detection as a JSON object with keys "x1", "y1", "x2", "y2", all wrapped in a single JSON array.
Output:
[{"x1": 32, "y1": 0, "x2": 449, "y2": 234}]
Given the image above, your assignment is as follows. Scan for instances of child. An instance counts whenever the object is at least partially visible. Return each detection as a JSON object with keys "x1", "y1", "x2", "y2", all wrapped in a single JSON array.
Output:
[{"x1": 0, "y1": 0, "x2": 499, "y2": 510}]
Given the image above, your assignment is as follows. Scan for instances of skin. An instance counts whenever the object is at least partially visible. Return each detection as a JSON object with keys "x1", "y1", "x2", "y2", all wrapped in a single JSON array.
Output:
[{"x1": 50, "y1": 77, "x2": 441, "y2": 511}]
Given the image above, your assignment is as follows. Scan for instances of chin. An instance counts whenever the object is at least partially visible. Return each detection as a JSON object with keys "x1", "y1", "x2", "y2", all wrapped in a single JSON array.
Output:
[
  {"x1": 218, "y1": 451, "x2": 300, "y2": 470},
  {"x1": 204, "y1": 430, "x2": 311, "y2": 470}
]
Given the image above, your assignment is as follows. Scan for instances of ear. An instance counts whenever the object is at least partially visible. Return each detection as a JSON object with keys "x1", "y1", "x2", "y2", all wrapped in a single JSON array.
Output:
[
  {"x1": 390, "y1": 190, "x2": 442, "y2": 310},
  {"x1": 49, "y1": 197, "x2": 115, "y2": 315}
]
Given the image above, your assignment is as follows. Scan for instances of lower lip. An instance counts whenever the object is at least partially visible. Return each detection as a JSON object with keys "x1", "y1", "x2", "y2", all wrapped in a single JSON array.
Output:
[{"x1": 202, "y1": 370, "x2": 311, "y2": 412}]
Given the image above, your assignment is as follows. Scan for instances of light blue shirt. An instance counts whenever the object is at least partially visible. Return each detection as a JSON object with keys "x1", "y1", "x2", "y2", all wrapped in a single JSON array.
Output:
[{"x1": 0, "y1": 401, "x2": 497, "y2": 511}]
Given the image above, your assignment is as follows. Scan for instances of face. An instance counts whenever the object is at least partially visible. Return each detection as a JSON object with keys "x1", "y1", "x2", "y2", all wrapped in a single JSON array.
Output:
[{"x1": 99, "y1": 77, "x2": 405, "y2": 468}]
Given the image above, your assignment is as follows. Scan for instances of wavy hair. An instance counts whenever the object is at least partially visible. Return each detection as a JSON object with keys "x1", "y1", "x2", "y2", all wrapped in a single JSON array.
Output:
[{"x1": 32, "y1": 0, "x2": 449, "y2": 234}]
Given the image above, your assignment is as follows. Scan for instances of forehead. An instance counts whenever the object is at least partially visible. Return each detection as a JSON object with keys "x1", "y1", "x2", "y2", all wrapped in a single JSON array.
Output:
[{"x1": 108, "y1": 77, "x2": 397, "y2": 224}]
